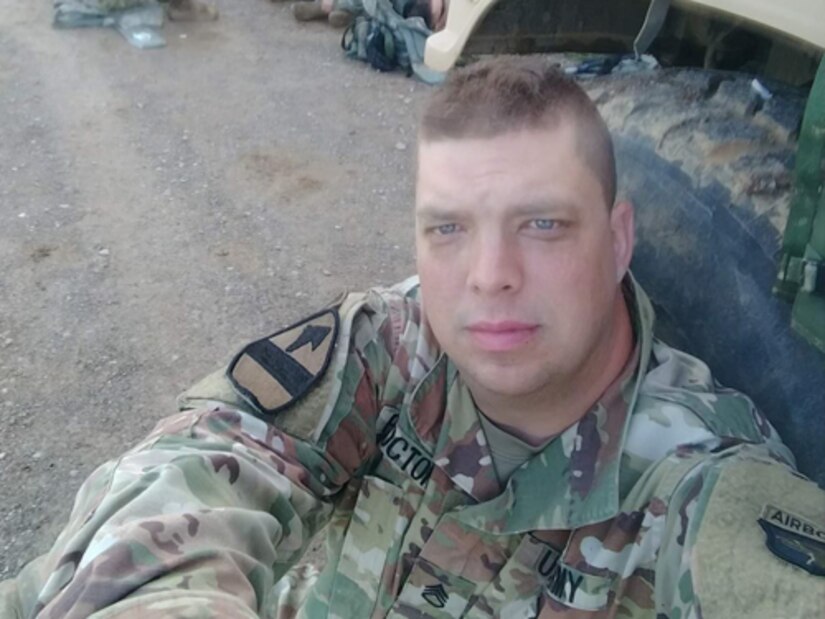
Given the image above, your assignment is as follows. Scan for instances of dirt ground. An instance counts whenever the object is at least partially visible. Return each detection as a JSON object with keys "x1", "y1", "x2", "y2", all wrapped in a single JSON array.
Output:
[{"x1": 0, "y1": 0, "x2": 428, "y2": 579}]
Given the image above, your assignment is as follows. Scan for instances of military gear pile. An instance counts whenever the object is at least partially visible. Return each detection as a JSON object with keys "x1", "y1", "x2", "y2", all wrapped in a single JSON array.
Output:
[
  {"x1": 53, "y1": 0, "x2": 166, "y2": 48},
  {"x1": 53, "y1": 0, "x2": 156, "y2": 27},
  {"x1": 341, "y1": 0, "x2": 444, "y2": 84}
]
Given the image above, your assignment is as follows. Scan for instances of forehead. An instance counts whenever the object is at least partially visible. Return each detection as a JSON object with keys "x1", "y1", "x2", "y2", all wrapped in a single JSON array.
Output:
[
  {"x1": 415, "y1": 124, "x2": 601, "y2": 213},
  {"x1": 417, "y1": 123, "x2": 576, "y2": 169}
]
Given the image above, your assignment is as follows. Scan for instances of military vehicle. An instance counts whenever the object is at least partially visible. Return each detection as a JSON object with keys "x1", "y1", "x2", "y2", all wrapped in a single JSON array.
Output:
[{"x1": 423, "y1": 1, "x2": 825, "y2": 487}]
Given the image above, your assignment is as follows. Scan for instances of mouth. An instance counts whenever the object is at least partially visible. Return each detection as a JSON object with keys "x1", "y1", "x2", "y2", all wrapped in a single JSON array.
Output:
[{"x1": 466, "y1": 321, "x2": 539, "y2": 352}]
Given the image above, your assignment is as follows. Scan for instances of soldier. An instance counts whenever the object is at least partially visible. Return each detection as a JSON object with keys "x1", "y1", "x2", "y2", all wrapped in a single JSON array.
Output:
[{"x1": 1, "y1": 57, "x2": 823, "y2": 618}]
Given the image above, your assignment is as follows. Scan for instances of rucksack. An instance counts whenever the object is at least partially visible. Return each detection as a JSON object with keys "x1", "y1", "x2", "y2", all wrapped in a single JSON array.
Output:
[{"x1": 340, "y1": 0, "x2": 444, "y2": 84}]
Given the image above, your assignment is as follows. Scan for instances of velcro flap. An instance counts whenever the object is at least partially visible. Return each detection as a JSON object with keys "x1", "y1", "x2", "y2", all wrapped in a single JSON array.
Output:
[{"x1": 694, "y1": 458, "x2": 825, "y2": 618}]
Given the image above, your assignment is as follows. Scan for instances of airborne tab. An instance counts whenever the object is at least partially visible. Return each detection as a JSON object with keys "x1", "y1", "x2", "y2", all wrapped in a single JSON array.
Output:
[{"x1": 759, "y1": 505, "x2": 825, "y2": 577}]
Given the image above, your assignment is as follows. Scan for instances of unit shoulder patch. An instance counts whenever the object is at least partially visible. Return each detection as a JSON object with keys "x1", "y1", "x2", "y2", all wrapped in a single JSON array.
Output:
[{"x1": 227, "y1": 308, "x2": 340, "y2": 416}]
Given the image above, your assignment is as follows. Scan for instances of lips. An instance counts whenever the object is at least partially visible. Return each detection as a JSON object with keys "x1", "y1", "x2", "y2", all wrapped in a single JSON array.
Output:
[{"x1": 466, "y1": 321, "x2": 539, "y2": 352}]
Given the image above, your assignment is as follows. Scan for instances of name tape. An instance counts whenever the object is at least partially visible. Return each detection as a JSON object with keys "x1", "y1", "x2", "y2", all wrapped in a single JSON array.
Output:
[
  {"x1": 376, "y1": 413, "x2": 434, "y2": 486},
  {"x1": 536, "y1": 546, "x2": 584, "y2": 607}
]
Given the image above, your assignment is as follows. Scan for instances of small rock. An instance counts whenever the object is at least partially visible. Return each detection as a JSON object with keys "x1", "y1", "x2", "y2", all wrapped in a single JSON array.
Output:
[
  {"x1": 394, "y1": 142, "x2": 407, "y2": 151},
  {"x1": 98, "y1": 248, "x2": 110, "y2": 256},
  {"x1": 322, "y1": 269, "x2": 332, "y2": 276},
  {"x1": 334, "y1": 225, "x2": 343, "y2": 231},
  {"x1": 58, "y1": 203, "x2": 70, "y2": 209},
  {"x1": 179, "y1": 33, "x2": 187, "y2": 39},
  {"x1": 32, "y1": 451, "x2": 43, "y2": 460},
  {"x1": 17, "y1": 212, "x2": 26, "y2": 218},
  {"x1": 0, "y1": 453, "x2": 6, "y2": 460}
]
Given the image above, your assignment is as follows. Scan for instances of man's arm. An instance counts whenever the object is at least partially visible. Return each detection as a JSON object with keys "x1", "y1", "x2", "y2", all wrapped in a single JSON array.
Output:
[
  {"x1": 4, "y1": 407, "x2": 349, "y2": 619},
  {"x1": 0, "y1": 289, "x2": 410, "y2": 618}
]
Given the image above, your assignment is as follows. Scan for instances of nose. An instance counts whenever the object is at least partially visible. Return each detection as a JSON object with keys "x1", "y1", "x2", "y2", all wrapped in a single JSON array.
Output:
[{"x1": 467, "y1": 232, "x2": 523, "y2": 296}]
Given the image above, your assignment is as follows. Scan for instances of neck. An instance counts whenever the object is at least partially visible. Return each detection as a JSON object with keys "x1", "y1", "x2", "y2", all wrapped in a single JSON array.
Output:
[{"x1": 470, "y1": 292, "x2": 634, "y2": 444}]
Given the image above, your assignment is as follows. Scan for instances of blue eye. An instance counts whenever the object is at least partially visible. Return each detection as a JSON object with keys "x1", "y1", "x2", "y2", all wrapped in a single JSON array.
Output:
[
  {"x1": 435, "y1": 223, "x2": 459, "y2": 235},
  {"x1": 531, "y1": 219, "x2": 557, "y2": 230}
]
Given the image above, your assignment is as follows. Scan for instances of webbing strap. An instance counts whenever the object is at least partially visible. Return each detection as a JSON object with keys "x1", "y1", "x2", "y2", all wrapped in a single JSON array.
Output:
[{"x1": 634, "y1": 0, "x2": 671, "y2": 58}]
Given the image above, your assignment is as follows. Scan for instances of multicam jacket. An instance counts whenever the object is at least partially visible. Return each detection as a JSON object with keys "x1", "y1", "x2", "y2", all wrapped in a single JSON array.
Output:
[{"x1": 2, "y1": 276, "x2": 823, "y2": 619}]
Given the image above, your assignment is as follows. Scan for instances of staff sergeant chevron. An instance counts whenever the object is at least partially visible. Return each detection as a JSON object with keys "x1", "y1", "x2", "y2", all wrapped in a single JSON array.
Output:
[{"x1": 422, "y1": 584, "x2": 449, "y2": 608}]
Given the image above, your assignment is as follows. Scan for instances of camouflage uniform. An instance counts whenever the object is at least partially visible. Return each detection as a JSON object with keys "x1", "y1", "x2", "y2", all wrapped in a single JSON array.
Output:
[{"x1": 2, "y1": 276, "x2": 824, "y2": 618}]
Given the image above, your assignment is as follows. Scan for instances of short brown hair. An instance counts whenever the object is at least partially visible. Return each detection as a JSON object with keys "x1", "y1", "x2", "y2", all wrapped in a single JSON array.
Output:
[{"x1": 420, "y1": 56, "x2": 616, "y2": 206}]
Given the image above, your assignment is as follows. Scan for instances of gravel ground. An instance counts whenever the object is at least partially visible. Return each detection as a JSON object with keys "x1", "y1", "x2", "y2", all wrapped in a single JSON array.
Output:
[{"x1": 0, "y1": 0, "x2": 428, "y2": 579}]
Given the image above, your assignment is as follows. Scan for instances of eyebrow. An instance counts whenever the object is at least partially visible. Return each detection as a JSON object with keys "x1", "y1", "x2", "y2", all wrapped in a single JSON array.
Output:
[
  {"x1": 416, "y1": 201, "x2": 577, "y2": 220},
  {"x1": 415, "y1": 205, "x2": 463, "y2": 222},
  {"x1": 510, "y1": 202, "x2": 578, "y2": 217}
]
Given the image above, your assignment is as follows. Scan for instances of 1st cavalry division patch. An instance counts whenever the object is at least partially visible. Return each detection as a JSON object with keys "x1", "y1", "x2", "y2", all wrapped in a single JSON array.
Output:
[{"x1": 227, "y1": 308, "x2": 339, "y2": 416}]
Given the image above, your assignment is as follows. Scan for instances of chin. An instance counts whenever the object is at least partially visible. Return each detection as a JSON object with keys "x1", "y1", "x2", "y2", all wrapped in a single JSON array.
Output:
[{"x1": 463, "y1": 363, "x2": 548, "y2": 397}]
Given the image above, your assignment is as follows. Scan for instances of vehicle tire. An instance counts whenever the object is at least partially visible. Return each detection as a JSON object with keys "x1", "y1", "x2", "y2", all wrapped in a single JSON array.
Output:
[{"x1": 582, "y1": 68, "x2": 824, "y2": 486}]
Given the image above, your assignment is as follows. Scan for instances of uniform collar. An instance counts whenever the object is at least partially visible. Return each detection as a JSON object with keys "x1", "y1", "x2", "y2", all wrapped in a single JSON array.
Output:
[{"x1": 418, "y1": 274, "x2": 656, "y2": 533}]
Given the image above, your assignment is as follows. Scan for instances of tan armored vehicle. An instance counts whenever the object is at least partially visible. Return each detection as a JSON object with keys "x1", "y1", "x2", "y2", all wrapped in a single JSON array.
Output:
[
  {"x1": 424, "y1": 1, "x2": 825, "y2": 488},
  {"x1": 426, "y1": 0, "x2": 824, "y2": 73}
]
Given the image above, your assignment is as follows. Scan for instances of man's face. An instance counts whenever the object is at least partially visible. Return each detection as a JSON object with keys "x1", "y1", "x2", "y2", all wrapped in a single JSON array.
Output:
[{"x1": 415, "y1": 122, "x2": 634, "y2": 402}]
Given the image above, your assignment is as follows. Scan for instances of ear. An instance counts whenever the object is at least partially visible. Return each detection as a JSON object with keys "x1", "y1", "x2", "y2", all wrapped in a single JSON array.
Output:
[{"x1": 609, "y1": 200, "x2": 635, "y2": 283}]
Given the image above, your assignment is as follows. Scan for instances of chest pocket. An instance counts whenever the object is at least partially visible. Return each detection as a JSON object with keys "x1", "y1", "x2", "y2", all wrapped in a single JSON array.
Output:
[
  {"x1": 329, "y1": 474, "x2": 422, "y2": 616},
  {"x1": 387, "y1": 522, "x2": 542, "y2": 618},
  {"x1": 387, "y1": 555, "x2": 478, "y2": 618}
]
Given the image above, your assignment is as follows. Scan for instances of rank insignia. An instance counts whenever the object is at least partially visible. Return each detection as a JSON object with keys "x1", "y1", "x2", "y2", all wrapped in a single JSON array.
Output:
[
  {"x1": 421, "y1": 584, "x2": 449, "y2": 608},
  {"x1": 758, "y1": 505, "x2": 825, "y2": 577},
  {"x1": 227, "y1": 308, "x2": 339, "y2": 415}
]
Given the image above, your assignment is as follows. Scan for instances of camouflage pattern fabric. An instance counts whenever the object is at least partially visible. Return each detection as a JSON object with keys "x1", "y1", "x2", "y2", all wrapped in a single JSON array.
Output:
[{"x1": 1, "y1": 275, "x2": 822, "y2": 618}]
